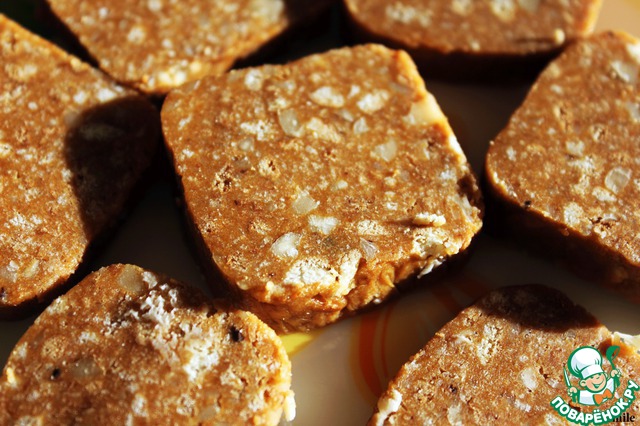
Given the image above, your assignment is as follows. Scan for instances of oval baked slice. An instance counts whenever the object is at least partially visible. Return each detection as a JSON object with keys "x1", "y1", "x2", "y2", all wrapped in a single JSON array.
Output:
[
  {"x1": 0, "y1": 264, "x2": 294, "y2": 425},
  {"x1": 343, "y1": 0, "x2": 602, "y2": 78}
]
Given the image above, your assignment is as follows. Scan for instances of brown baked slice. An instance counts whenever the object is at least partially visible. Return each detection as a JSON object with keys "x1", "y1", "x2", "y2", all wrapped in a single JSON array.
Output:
[
  {"x1": 43, "y1": 0, "x2": 334, "y2": 95},
  {"x1": 369, "y1": 285, "x2": 640, "y2": 425},
  {"x1": 0, "y1": 264, "x2": 295, "y2": 425},
  {"x1": 485, "y1": 31, "x2": 640, "y2": 302},
  {"x1": 0, "y1": 15, "x2": 159, "y2": 318},
  {"x1": 343, "y1": 0, "x2": 602, "y2": 79},
  {"x1": 162, "y1": 44, "x2": 483, "y2": 333}
]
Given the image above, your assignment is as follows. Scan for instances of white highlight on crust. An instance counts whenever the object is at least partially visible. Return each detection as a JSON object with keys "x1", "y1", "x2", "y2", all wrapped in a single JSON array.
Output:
[
  {"x1": 357, "y1": 90, "x2": 390, "y2": 114},
  {"x1": 385, "y1": 4, "x2": 431, "y2": 26},
  {"x1": 404, "y1": 93, "x2": 446, "y2": 127},
  {"x1": 309, "y1": 86, "x2": 345, "y2": 108},
  {"x1": 271, "y1": 233, "x2": 301, "y2": 259},
  {"x1": 359, "y1": 238, "x2": 378, "y2": 261},
  {"x1": 244, "y1": 69, "x2": 264, "y2": 91},
  {"x1": 626, "y1": 102, "x2": 640, "y2": 123},
  {"x1": 627, "y1": 41, "x2": 640, "y2": 64},
  {"x1": 520, "y1": 367, "x2": 538, "y2": 390},
  {"x1": 372, "y1": 139, "x2": 397, "y2": 162},
  {"x1": 357, "y1": 220, "x2": 387, "y2": 236},
  {"x1": 308, "y1": 215, "x2": 338, "y2": 235},
  {"x1": 489, "y1": 0, "x2": 516, "y2": 21},
  {"x1": 605, "y1": 167, "x2": 631, "y2": 194},
  {"x1": 292, "y1": 191, "x2": 319, "y2": 215},
  {"x1": 413, "y1": 212, "x2": 446, "y2": 227},
  {"x1": 283, "y1": 250, "x2": 360, "y2": 296},
  {"x1": 182, "y1": 337, "x2": 220, "y2": 381},
  {"x1": 283, "y1": 390, "x2": 296, "y2": 422},
  {"x1": 518, "y1": 0, "x2": 540, "y2": 13},
  {"x1": 451, "y1": 0, "x2": 472, "y2": 15},
  {"x1": 373, "y1": 389, "x2": 403, "y2": 426},
  {"x1": 611, "y1": 60, "x2": 638, "y2": 85},
  {"x1": 563, "y1": 202, "x2": 586, "y2": 228},
  {"x1": 447, "y1": 401, "x2": 464, "y2": 425}
]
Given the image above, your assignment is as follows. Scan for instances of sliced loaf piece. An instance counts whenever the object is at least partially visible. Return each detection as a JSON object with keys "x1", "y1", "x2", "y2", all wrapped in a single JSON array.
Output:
[
  {"x1": 44, "y1": 0, "x2": 334, "y2": 94},
  {"x1": 0, "y1": 16, "x2": 159, "y2": 318},
  {"x1": 162, "y1": 44, "x2": 483, "y2": 332},
  {"x1": 486, "y1": 31, "x2": 640, "y2": 301},
  {"x1": 369, "y1": 285, "x2": 640, "y2": 425},
  {"x1": 0, "y1": 264, "x2": 295, "y2": 425}
]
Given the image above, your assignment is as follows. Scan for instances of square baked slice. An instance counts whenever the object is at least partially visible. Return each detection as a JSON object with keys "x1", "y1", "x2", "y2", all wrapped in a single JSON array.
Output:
[
  {"x1": 343, "y1": 0, "x2": 602, "y2": 78},
  {"x1": 486, "y1": 32, "x2": 640, "y2": 301},
  {"x1": 0, "y1": 15, "x2": 159, "y2": 317},
  {"x1": 369, "y1": 285, "x2": 640, "y2": 425},
  {"x1": 44, "y1": 0, "x2": 334, "y2": 95},
  {"x1": 162, "y1": 44, "x2": 483, "y2": 332},
  {"x1": 0, "y1": 264, "x2": 294, "y2": 425}
]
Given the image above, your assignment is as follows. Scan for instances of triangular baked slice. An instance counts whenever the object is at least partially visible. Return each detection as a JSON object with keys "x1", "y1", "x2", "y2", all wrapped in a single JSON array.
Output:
[{"x1": 370, "y1": 285, "x2": 640, "y2": 425}]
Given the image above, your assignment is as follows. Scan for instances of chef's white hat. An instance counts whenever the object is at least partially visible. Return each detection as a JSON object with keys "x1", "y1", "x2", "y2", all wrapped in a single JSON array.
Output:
[{"x1": 568, "y1": 347, "x2": 604, "y2": 380}]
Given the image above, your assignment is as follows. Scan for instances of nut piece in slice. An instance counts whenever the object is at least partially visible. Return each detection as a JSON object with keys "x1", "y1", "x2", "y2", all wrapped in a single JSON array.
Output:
[
  {"x1": 0, "y1": 16, "x2": 159, "y2": 318},
  {"x1": 162, "y1": 44, "x2": 483, "y2": 333},
  {"x1": 44, "y1": 0, "x2": 334, "y2": 95},
  {"x1": 343, "y1": 0, "x2": 602, "y2": 79},
  {"x1": 0, "y1": 264, "x2": 295, "y2": 426},
  {"x1": 369, "y1": 285, "x2": 640, "y2": 425},
  {"x1": 486, "y1": 32, "x2": 640, "y2": 302}
]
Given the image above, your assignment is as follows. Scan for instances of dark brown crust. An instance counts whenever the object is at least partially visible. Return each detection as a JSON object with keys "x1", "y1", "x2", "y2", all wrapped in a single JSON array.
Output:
[{"x1": 483, "y1": 175, "x2": 640, "y2": 303}]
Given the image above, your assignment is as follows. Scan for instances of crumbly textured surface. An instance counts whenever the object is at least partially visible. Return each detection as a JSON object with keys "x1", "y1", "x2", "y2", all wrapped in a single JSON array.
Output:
[
  {"x1": 0, "y1": 16, "x2": 158, "y2": 317},
  {"x1": 344, "y1": 0, "x2": 602, "y2": 77},
  {"x1": 162, "y1": 44, "x2": 483, "y2": 333},
  {"x1": 0, "y1": 264, "x2": 294, "y2": 425},
  {"x1": 44, "y1": 0, "x2": 333, "y2": 95},
  {"x1": 486, "y1": 32, "x2": 640, "y2": 301},
  {"x1": 369, "y1": 285, "x2": 640, "y2": 425},
  {"x1": 345, "y1": 0, "x2": 601, "y2": 55}
]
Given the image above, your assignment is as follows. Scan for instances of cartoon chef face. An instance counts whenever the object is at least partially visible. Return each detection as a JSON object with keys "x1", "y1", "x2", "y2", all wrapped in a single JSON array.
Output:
[
  {"x1": 568, "y1": 346, "x2": 608, "y2": 393},
  {"x1": 581, "y1": 372, "x2": 608, "y2": 393}
]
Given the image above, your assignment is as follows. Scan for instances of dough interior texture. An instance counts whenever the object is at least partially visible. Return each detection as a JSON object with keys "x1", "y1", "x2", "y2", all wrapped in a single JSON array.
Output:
[
  {"x1": 0, "y1": 264, "x2": 295, "y2": 426},
  {"x1": 162, "y1": 44, "x2": 483, "y2": 333},
  {"x1": 369, "y1": 284, "x2": 640, "y2": 425},
  {"x1": 0, "y1": 15, "x2": 159, "y2": 317},
  {"x1": 486, "y1": 31, "x2": 640, "y2": 301}
]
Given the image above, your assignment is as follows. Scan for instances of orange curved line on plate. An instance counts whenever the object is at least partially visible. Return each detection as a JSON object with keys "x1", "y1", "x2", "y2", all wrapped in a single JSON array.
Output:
[
  {"x1": 357, "y1": 309, "x2": 384, "y2": 399},
  {"x1": 379, "y1": 300, "x2": 396, "y2": 382}
]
